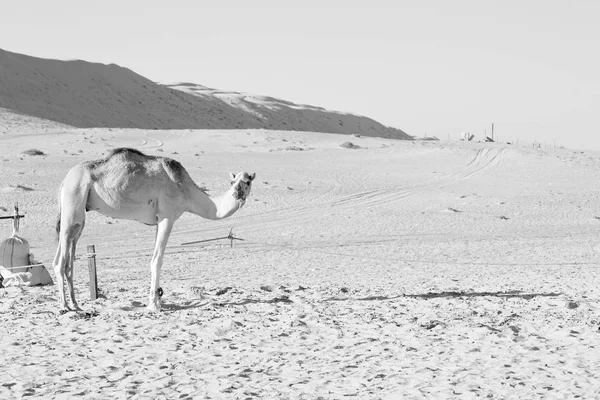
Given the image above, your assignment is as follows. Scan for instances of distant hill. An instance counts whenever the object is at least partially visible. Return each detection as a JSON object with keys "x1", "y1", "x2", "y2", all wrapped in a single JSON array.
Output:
[
  {"x1": 166, "y1": 83, "x2": 411, "y2": 139},
  {"x1": 0, "y1": 48, "x2": 411, "y2": 139}
]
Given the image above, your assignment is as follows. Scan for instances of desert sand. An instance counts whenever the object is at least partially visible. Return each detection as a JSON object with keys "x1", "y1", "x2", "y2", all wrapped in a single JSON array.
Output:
[{"x1": 1, "y1": 117, "x2": 600, "y2": 399}]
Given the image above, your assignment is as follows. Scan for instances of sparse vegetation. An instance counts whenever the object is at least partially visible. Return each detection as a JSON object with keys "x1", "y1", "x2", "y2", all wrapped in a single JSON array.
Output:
[
  {"x1": 269, "y1": 146, "x2": 313, "y2": 153},
  {"x1": 284, "y1": 146, "x2": 306, "y2": 151},
  {"x1": 21, "y1": 149, "x2": 46, "y2": 156},
  {"x1": 340, "y1": 141, "x2": 361, "y2": 149}
]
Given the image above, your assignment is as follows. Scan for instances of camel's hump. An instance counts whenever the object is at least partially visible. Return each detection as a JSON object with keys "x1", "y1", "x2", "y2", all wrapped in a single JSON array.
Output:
[
  {"x1": 107, "y1": 147, "x2": 148, "y2": 158},
  {"x1": 88, "y1": 147, "x2": 188, "y2": 185}
]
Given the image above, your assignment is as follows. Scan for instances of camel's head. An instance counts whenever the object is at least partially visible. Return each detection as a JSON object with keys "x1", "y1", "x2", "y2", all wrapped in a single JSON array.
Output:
[{"x1": 229, "y1": 171, "x2": 256, "y2": 203}]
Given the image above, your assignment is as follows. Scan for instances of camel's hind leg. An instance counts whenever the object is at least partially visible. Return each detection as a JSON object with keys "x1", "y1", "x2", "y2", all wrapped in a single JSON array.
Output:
[
  {"x1": 52, "y1": 242, "x2": 68, "y2": 311},
  {"x1": 54, "y1": 220, "x2": 85, "y2": 312},
  {"x1": 65, "y1": 221, "x2": 85, "y2": 310},
  {"x1": 53, "y1": 166, "x2": 89, "y2": 312}
]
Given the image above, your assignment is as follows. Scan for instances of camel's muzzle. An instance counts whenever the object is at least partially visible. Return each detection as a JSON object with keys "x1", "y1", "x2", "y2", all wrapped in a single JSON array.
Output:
[{"x1": 233, "y1": 180, "x2": 252, "y2": 201}]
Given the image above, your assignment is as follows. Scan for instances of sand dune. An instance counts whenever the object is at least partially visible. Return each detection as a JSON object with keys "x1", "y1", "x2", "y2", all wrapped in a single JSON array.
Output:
[
  {"x1": 168, "y1": 82, "x2": 408, "y2": 139},
  {"x1": 1, "y1": 125, "x2": 600, "y2": 398},
  {"x1": 0, "y1": 48, "x2": 410, "y2": 139},
  {"x1": 0, "y1": 107, "x2": 71, "y2": 134}
]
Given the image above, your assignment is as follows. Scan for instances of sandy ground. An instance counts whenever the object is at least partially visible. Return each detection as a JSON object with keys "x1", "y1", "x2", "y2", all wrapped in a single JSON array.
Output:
[{"x1": 1, "y1": 124, "x2": 600, "y2": 399}]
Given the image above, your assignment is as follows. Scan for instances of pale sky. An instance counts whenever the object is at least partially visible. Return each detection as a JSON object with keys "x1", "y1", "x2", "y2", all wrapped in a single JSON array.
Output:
[{"x1": 2, "y1": 1, "x2": 599, "y2": 149}]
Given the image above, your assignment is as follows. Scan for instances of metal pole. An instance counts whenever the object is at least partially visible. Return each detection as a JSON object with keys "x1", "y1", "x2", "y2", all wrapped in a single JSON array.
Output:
[{"x1": 87, "y1": 245, "x2": 98, "y2": 300}]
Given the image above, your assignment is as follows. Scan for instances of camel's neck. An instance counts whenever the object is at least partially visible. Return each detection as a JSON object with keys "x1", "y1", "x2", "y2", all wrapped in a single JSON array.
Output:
[{"x1": 185, "y1": 182, "x2": 242, "y2": 220}]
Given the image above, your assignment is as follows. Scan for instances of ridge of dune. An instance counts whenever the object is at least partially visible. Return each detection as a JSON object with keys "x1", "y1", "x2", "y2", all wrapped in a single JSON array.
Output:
[
  {"x1": 0, "y1": 48, "x2": 411, "y2": 139},
  {"x1": 167, "y1": 82, "x2": 408, "y2": 139}
]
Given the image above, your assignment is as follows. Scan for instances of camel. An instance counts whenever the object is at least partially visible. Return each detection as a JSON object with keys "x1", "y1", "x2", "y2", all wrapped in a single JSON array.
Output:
[{"x1": 53, "y1": 147, "x2": 255, "y2": 312}]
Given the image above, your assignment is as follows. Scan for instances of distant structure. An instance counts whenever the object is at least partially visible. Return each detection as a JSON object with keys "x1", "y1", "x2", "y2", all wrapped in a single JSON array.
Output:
[
  {"x1": 460, "y1": 132, "x2": 475, "y2": 141},
  {"x1": 0, "y1": 204, "x2": 52, "y2": 287}
]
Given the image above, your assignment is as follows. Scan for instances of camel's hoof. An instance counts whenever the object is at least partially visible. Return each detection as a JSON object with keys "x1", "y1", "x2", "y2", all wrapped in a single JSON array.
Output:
[
  {"x1": 147, "y1": 297, "x2": 162, "y2": 313},
  {"x1": 72, "y1": 306, "x2": 83, "y2": 312},
  {"x1": 146, "y1": 305, "x2": 161, "y2": 313}
]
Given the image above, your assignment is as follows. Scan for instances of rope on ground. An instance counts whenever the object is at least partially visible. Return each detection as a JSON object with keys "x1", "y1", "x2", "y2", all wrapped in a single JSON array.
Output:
[
  {"x1": 228, "y1": 239, "x2": 600, "y2": 267},
  {"x1": 67, "y1": 237, "x2": 600, "y2": 267}
]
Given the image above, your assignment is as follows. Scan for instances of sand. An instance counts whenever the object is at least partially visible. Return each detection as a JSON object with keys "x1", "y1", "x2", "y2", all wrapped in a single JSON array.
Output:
[{"x1": 1, "y1": 124, "x2": 600, "y2": 399}]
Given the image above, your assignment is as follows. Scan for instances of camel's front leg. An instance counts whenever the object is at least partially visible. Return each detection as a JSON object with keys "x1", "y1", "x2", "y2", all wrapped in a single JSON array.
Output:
[{"x1": 147, "y1": 218, "x2": 174, "y2": 312}]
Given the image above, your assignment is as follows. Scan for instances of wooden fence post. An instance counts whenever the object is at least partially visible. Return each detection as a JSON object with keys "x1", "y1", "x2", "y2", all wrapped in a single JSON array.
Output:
[{"x1": 87, "y1": 245, "x2": 98, "y2": 300}]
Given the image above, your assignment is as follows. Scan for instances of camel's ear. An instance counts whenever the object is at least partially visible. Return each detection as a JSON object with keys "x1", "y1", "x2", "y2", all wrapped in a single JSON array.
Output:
[
  {"x1": 248, "y1": 172, "x2": 256, "y2": 182},
  {"x1": 229, "y1": 172, "x2": 236, "y2": 181}
]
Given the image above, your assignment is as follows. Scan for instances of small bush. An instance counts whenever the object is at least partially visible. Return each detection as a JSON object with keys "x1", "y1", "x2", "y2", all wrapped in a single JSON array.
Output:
[
  {"x1": 340, "y1": 141, "x2": 361, "y2": 149},
  {"x1": 21, "y1": 149, "x2": 46, "y2": 156},
  {"x1": 285, "y1": 146, "x2": 305, "y2": 151}
]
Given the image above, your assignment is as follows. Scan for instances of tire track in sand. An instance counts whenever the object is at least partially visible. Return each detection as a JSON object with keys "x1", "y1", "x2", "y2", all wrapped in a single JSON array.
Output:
[
  {"x1": 329, "y1": 147, "x2": 507, "y2": 211},
  {"x1": 177, "y1": 147, "x2": 509, "y2": 241}
]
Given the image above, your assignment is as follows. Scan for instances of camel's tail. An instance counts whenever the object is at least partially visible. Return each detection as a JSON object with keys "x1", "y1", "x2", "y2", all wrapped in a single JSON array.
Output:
[
  {"x1": 55, "y1": 182, "x2": 63, "y2": 242},
  {"x1": 55, "y1": 212, "x2": 61, "y2": 242}
]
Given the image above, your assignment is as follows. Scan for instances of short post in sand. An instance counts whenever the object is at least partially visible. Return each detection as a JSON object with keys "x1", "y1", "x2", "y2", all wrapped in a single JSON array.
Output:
[{"x1": 87, "y1": 245, "x2": 98, "y2": 300}]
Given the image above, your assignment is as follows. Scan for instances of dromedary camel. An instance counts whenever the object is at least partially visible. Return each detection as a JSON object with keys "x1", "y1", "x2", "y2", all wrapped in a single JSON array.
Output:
[{"x1": 53, "y1": 147, "x2": 255, "y2": 312}]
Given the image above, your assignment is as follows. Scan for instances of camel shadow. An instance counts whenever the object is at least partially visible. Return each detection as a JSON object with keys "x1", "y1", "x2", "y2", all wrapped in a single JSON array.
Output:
[
  {"x1": 216, "y1": 295, "x2": 294, "y2": 307},
  {"x1": 117, "y1": 299, "x2": 210, "y2": 313},
  {"x1": 160, "y1": 296, "x2": 292, "y2": 312},
  {"x1": 161, "y1": 300, "x2": 211, "y2": 312},
  {"x1": 327, "y1": 290, "x2": 563, "y2": 302},
  {"x1": 404, "y1": 290, "x2": 562, "y2": 300},
  {"x1": 117, "y1": 291, "x2": 561, "y2": 313},
  {"x1": 116, "y1": 295, "x2": 291, "y2": 313}
]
